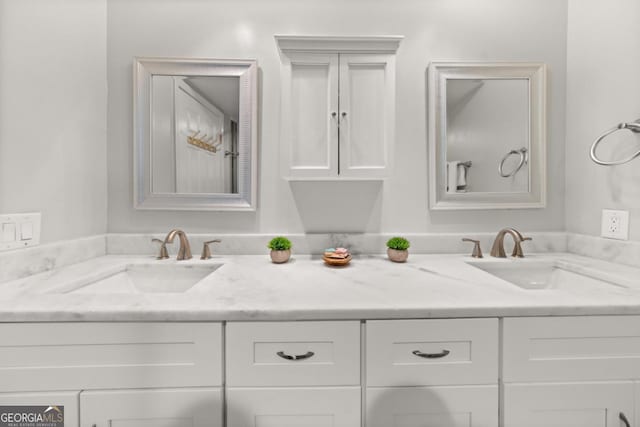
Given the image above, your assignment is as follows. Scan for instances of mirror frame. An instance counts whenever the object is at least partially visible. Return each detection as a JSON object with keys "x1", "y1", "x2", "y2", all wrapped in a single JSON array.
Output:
[
  {"x1": 134, "y1": 57, "x2": 258, "y2": 211},
  {"x1": 428, "y1": 61, "x2": 547, "y2": 210}
]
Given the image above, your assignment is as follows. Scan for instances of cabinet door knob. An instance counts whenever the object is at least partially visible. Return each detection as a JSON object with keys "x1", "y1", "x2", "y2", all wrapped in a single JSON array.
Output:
[
  {"x1": 276, "y1": 351, "x2": 315, "y2": 361},
  {"x1": 620, "y1": 412, "x2": 631, "y2": 427},
  {"x1": 341, "y1": 111, "x2": 347, "y2": 118},
  {"x1": 331, "y1": 112, "x2": 337, "y2": 118},
  {"x1": 412, "y1": 349, "x2": 451, "y2": 359}
]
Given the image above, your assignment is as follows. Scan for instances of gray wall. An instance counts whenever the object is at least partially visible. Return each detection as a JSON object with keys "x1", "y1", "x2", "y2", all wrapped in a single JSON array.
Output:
[
  {"x1": 0, "y1": 0, "x2": 108, "y2": 243},
  {"x1": 107, "y1": 0, "x2": 568, "y2": 235},
  {"x1": 566, "y1": 0, "x2": 640, "y2": 241}
]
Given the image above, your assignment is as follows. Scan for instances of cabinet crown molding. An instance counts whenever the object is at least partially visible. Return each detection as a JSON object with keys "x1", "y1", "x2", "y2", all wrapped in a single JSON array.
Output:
[{"x1": 275, "y1": 35, "x2": 403, "y2": 53}]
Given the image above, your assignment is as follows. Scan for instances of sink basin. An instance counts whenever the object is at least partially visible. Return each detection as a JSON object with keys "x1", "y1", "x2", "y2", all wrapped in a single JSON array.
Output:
[
  {"x1": 51, "y1": 263, "x2": 222, "y2": 294},
  {"x1": 468, "y1": 260, "x2": 625, "y2": 291}
]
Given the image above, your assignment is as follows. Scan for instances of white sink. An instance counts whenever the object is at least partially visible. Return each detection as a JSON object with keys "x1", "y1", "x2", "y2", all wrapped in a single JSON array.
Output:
[
  {"x1": 468, "y1": 260, "x2": 626, "y2": 291},
  {"x1": 50, "y1": 263, "x2": 222, "y2": 294}
]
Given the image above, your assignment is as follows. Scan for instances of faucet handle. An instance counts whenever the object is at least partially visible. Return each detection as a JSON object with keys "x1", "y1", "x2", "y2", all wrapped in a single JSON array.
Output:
[
  {"x1": 512, "y1": 236, "x2": 532, "y2": 258},
  {"x1": 201, "y1": 239, "x2": 222, "y2": 260},
  {"x1": 152, "y1": 238, "x2": 169, "y2": 260},
  {"x1": 461, "y1": 238, "x2": 483, "y2": 258}
]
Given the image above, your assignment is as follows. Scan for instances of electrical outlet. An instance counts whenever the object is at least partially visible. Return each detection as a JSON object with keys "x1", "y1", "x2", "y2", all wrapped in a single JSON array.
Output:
[
  {"x1": 601, "y1": 209, "x2": 629, "y2": 240},
  {"x1": 0, "y1": 213, "x2": 41, "y2": 251}
]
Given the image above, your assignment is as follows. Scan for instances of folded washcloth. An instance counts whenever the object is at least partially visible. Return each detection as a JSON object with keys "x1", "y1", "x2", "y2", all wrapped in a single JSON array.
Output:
[{"x1": 324, "y1": 247, "x2": 350, "y2": 259}]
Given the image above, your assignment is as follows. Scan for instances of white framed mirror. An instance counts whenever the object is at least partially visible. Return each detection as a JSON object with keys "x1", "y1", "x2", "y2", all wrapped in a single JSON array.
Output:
[
  {"x1": 134, "y1": 57, "x2": 257, "y2": 210},
  {"x1": 428, "y1": 62, "x2": 546, "y2": 210}
]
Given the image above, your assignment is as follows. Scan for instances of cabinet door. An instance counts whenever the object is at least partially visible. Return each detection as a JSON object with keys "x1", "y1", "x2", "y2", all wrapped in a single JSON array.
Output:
[
  {"x1": 339, "y1": 54, "x2": 394, "y2": 178},
  {"x1": 504, "y1": 382, "x2": 634, "y2": 427},
  {"x1": 366, "y1": 385, "x2": 498, "y2": 427},
  {"x1": 0, "y1": 391, "x2": 78, "y2": 427},
  {"x1": 227, "y1": 387, "x2": 360, "y2": 427},
  {"x1": 80, "y1": 388, "x2": 222, "y2": 427},
  {"x1": 281, "y1": 52, "x2": 339, "y2": 178}
]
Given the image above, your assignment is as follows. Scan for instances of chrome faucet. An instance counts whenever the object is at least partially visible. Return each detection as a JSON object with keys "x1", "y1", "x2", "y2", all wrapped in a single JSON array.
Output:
[
  {"x1": 158, "y1": 229, "x2": 192, "y2": 260},
  {"x1": 490, "y1": 228, "x2": 532, "y2": 258}
]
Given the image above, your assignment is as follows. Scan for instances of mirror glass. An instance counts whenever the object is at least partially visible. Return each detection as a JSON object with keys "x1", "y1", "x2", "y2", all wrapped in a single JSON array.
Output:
[
  {"x1": 429, "y1": 62, "x2": 546, "y2": 210},
  {"x1": 135, "y1": 58, "x2": 257, "y2": 210},
  {"x1": 151, "y1": 75, "x2": 240, "y2": 195}
]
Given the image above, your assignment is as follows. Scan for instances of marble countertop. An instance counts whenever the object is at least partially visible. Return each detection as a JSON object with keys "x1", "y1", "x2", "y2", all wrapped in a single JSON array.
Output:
[{"x1": 0, "y1": 253, "x2": 639, "y2": 321}]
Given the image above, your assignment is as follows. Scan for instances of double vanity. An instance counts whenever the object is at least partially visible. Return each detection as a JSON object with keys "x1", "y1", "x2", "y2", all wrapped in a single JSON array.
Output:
[
  {"x1": 0, "y1": 25, "x2": 637, "y2": 427},
  {"x1": 1, "y1": 242, "x2": 640, "y2": 427}
]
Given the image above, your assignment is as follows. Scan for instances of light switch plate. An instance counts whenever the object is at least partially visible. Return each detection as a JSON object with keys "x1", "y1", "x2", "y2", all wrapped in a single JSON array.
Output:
[
  {"x1": 601, "y1": 209, "x2": 629, "y2": 240},
  {"x1": 0, "y1": 213, "x2": 41, "y2": 251}
]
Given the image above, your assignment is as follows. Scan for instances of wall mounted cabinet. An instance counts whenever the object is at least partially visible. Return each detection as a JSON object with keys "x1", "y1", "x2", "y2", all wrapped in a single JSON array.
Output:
[{"x1": 276, "y1": 36, "x2": 402, "y2": 180}]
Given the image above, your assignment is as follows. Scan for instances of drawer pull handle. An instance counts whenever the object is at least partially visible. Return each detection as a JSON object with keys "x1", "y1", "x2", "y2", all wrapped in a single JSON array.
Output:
[
  {"x1": 620, "y1": 412, "x2": 631, "y2": 427},
  {"x1": 276, "y1": 351, "x2": 315, "y2": 361},
  {"x1": 412, "y1": 349, "x2": 451, "y2": 359}
]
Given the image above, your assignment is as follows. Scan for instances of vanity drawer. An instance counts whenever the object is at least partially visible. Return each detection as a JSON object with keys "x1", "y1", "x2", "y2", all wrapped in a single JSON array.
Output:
[
  {"x1": 226, "y1": 321, "x2": 360, "y2": 386},
  {"x1": 0, "y1": 322, "x2": 222, "y2": 392},
  {"x1": 504, "y1": 316, "x2": 640, "y2": 382},
  {"x1": 366, "y1": 318, "x2": 499, "y2": 386}
]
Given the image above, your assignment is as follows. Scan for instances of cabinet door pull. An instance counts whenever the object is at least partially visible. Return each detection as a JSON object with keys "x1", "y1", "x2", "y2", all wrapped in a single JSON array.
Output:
[
  {"x1": 619, "y1": 412, "x2": 631, "y2": 427},
  {"x1": 412, "y1": 349, "x2": 451, "y2": 359},
  {"x1": 331, "y1": 112, "x2": 337, "y2": 118},
  {"x1": 341, "y1": 111, "x2": 347, "y2": 118},
  {"x1": 276, "y1": 351, "x2": 315, "y2": 361}
]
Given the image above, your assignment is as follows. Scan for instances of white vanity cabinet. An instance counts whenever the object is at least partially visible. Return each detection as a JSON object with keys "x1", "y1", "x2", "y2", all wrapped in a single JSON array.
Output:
[
  {"x1": 226, "y1": 321, "x2": 361, "y2": 427},
  {"x1": 0, "y1": 322, "x2": 224, "y2": 427},
  {"x1": 7, "y1": 315, "x2": 640, "y2": 426},
  {"x1": 365, "y1": 318, "x2": 500, "y2": 427},
  {"x1": 502, "y1": 316, "x2": 640, "y2": 427},
  {"x1": 277, "y1": 36, "x2": 401, "y2": 179}
]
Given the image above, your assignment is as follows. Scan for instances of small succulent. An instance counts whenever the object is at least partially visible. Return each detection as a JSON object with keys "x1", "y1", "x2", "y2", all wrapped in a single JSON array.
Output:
[
  {"x1": 386, "y1": 236, "x2": 410, "y2": 251},
  {"x1": 268, "y1": 236, "x2": 292, "y2": 251}
]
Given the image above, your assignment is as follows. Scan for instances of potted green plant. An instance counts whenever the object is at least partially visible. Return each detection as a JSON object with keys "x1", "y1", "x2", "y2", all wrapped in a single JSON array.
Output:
[
  {"x1": 268, "y1": 236, "x2": 292, "y2": 264},
  {"x1": 386, "y1": 237, "x2": 410, "y2": 263}
]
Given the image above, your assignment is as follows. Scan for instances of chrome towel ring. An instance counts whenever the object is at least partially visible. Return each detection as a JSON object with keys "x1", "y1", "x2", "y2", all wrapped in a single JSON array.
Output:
[
  {"x1": 590, "y1": 120, "x2": 640, "y2": 166},
  {"x1": 499, "y1": 147, "x2": 528, "y2": 178}
]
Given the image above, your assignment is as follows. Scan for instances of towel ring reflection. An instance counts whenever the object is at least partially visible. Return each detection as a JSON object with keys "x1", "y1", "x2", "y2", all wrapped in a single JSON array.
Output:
[
  {"x1": 590, "y1": 120, "x2": 640, "y2": 166},
  {"x1": 499, "y1": 147, "x2": 528, "y2": 178}
]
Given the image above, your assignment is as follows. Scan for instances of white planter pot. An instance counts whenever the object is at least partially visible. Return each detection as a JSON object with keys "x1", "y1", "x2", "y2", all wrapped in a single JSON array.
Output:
[
  {"x1": 387, "y1": 248, "x2": 409, "y2": 263},
  {"x1": 270, "y1": 249, "x2": 291, "y2": 264}
]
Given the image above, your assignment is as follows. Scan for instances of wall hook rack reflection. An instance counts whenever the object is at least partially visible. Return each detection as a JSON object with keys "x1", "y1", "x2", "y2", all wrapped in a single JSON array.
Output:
[
  {"x1": 590, "y1": 119, "x2": 640, "y2": 166},
  {"x1": 187, "y1": 130, "x2": 223, "y2": 153}
]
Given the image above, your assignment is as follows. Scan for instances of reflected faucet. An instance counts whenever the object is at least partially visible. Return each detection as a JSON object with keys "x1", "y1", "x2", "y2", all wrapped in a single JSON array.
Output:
[
  {"x1": 162, "y1": 229, "x2": 192, "y2": 260},
  {"x1": 490, "y1": 228, "x2": 532, "y2": 258}
]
